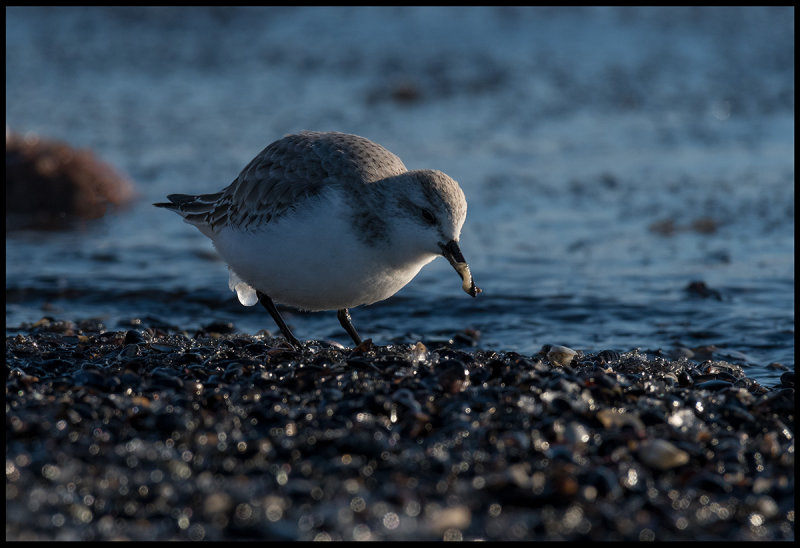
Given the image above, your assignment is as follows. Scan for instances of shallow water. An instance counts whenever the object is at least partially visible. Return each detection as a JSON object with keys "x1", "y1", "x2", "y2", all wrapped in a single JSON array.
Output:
[{"x1": 6, "y1": 7, "x2": 794, "y2": 385}]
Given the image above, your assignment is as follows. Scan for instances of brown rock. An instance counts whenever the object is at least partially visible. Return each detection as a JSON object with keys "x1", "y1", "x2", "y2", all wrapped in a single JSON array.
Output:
[{"x1": 6, "y1": 130, "x2": 136, "y2": 230}]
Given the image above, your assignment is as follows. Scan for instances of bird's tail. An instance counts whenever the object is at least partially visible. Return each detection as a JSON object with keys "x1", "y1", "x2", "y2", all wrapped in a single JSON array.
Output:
[{"x1": 153, "y1": 192, "x2": 224, "y2": 229}]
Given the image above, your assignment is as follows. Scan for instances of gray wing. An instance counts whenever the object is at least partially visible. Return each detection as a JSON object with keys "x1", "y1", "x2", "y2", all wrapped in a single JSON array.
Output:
[{"x1": 156, "y1": 131, "x2": 408, "y2": 232}]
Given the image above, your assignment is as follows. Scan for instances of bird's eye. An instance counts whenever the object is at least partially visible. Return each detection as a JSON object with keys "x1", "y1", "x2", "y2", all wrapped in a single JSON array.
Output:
[{"x1": 421, "y1": 208, "x2": 437, "y2": 225}]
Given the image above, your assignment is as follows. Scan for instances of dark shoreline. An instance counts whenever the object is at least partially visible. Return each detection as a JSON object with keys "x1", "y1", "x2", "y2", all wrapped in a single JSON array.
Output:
[{"x1": 6, "y1": 319, "x2": 795, "y2": 540}]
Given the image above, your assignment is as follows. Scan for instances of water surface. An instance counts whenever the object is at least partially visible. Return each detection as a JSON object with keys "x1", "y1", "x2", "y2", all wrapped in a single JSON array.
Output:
[{"x1": 6, "y1": 7, "x2": 794, "y2": 384}]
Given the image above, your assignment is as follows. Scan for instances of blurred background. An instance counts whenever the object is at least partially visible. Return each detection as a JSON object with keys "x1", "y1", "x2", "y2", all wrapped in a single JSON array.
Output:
[{"x1": 5, "y1": 7, "x2": 794, "y2": 384}]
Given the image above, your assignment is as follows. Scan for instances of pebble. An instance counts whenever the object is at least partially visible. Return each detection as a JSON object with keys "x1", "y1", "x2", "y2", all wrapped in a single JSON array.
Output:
[
  {"x1": 542, "y1": 344, "x2": 578, "y2": 366},
  {"x1": 637, "y1": 439, "x2": 690, "y2": 470}
]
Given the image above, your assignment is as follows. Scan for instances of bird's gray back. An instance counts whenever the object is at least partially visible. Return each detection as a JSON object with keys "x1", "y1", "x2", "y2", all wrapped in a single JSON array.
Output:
[{"x1": 208, "y1": 131, "x2": 408, "y2": 230}]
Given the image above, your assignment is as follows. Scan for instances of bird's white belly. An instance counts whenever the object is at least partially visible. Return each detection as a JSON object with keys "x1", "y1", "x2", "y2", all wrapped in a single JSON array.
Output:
[{"x1": 209, "y1": 196, "x2": 436, "y2": 311}]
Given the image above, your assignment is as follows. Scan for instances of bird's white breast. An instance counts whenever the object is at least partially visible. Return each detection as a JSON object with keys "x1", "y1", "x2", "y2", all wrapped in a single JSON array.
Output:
[{"x1": 209, "y1": 189, "x2": 437, "y2": 311}]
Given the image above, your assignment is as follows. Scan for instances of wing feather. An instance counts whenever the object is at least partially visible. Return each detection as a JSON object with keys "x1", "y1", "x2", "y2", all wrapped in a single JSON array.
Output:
[{"x1": 156, "y1": 131, "x2": 408, "y2": 233}]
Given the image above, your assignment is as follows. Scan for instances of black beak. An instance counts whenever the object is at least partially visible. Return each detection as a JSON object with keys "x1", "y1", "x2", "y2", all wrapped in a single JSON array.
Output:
[{"x1": 439, "y1": 240, "x2": 482, "y2": 297}]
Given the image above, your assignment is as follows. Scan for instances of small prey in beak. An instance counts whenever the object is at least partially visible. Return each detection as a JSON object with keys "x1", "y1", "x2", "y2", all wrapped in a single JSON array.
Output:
[{"x1": 439, "y1": 240, "x2": 482, "y2": 297}]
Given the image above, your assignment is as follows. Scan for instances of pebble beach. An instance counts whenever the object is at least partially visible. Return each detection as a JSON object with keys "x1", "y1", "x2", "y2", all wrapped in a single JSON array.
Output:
[{"x1": 6, "y1": 318, "x2": 794, "y2": 540}]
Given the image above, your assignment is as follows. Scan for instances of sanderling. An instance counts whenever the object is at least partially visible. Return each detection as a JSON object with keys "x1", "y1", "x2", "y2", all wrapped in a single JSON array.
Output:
[{"x1": 155, "y1": 131, "x2": 480, "y2": 347}]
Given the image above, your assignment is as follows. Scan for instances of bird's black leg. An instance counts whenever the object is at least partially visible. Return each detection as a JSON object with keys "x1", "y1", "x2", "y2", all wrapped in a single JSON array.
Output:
[
  {"x1": 257, "y1": 291, "x2": 302, "y2": 348},
  {"x1": 337, "y1": 308, "x2": 363, "y2": 346}
]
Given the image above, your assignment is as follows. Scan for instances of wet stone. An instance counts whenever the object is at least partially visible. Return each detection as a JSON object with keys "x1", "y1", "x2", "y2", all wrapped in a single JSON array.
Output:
[
  {"x1": 4, "y1": 324, "x2": 795, "y2": 541},
  {"x1": 693, "y1": 379, "x2": 734, "y2": 391},
  {"x1": 124, "y1": 330, "x2": 146, "y2": 345}
]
